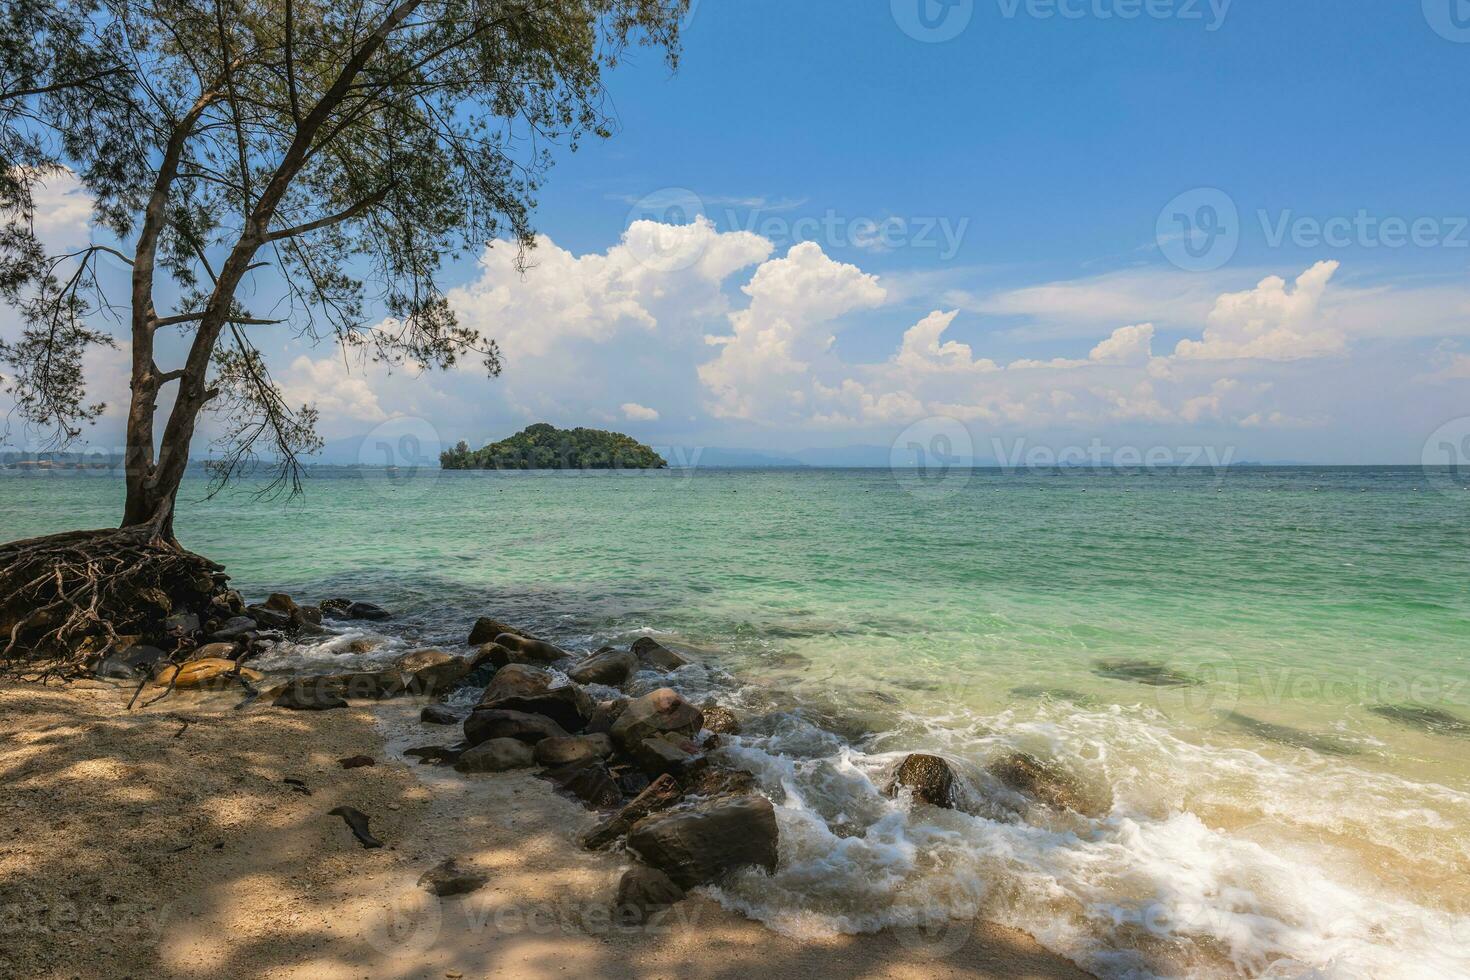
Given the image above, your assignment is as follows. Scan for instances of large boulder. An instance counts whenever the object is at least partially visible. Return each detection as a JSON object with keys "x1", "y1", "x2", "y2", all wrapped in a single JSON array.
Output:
[
  {"x1": 153, "y1": 658, "x2": 262, "y2": 690},
  {"x1": 396, "y1": 649, "x2": 472, "y2": 696},
  {"x1": 318, "y1": 669, "x2": 407, "y2": 700},
  {"x1": 467, "y1": 617, "x2": 531, "y2": 646},
  {"x1": 631, "y1": 637, "x2": 690, "y2": 671},
  {"x1": 534, "y1": 734, "x2": 614, "y2": 769},
  {"x1": 886, "y1": 753, "x2": 957, "y2": 809},
  {"x1": 273, "y1": 683, "x2": 348, "y2": 711},
  {"x1": 567, "y1": 647, "x2": 638, "y2": 687},
  {"x1": 463, "y1": 708, "x2": 569, "y2": 746},
  {"x1": 626, "y1": 795, "x2": 779, "y2": 889},
  {"x1": 586, "y1": 698, "x2": 629, "y2": 735},
  {"x1": 479, "y1": 666, "x2": 595, "y2": 732},
  {"x1": 545, "y1": 762, "x2": 623, "y2": 809},
  {"x1": 455, "y1": 737, "x2": 535, "y2": 772},
  {"x1": 245, "y1": 604, "x2": 293, "y2": 630},
  {"x1": 494, "y1": 632, "x2": 572, "y2": 665},
  {"x1": 610, "y1": 688, "x2": 703, "y2": 751},
  {"x1": 614, "y1": 866, "x2": 685, "y2": 926},
  {"x1": 581, "y1": 774, "x2": 685, "y2": 850},
  {"x1": 631, "y1": 734, "x2": 704, "y2": 779},
  {"x1": 421, "y1": 704, "x2": 461, "y2": 726}
]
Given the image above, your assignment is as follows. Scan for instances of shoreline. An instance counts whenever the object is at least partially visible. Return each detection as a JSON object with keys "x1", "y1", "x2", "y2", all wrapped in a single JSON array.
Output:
[{"x1": 0, "y1": 674, "x2": 1092, "y2": 979}]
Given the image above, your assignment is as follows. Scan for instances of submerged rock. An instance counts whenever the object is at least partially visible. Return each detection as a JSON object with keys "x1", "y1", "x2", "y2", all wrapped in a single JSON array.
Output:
[
  {"x1": 463, "y1": 708, "x2": 569, "y2": 746},
  {"x1": 701, "y1": 704, "x2": 742, "y2": 735},
  {"x1": 626, "y1": 795, "x2": 779, "y2": 889},
  {"x1": 1370, "y1": 703, "x2": 1470, "y2": 737},
  {"x1": 1091, "y1": 658, "x2": 1198, "y2": 687},
  {"x1": 614, "y1": 866, "x2": 685, "y2": 925},
  {"x1": 321, "y1": 599, "x2": 391, "y2": 621},
  {"x1": 455, "y1": 737, "x2": 535, "y2": 772},
  {"x1": 568, "y1": 647, "x2": 638, "y2": 687},
  {"x1": 610, "y1": 688, "x2": 704, "y2": 751},
  {"x1": 886, "y1": 753, "x2": 957, "y2": 809},
  {"x1": 631, "y1": 637, "x2": 690, "y2": 671},
  {"x1": 988, "y1": 751, "x2": 1109, "y2": 817}
]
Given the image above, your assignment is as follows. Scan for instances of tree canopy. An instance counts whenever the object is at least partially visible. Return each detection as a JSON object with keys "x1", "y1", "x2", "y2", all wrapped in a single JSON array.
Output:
[
  {"x1": 0, "y1": 0, "x2": 685, "y2": 539},
  {"x1": 440, "y1": 422, "x2": 667, "y2": 469}
]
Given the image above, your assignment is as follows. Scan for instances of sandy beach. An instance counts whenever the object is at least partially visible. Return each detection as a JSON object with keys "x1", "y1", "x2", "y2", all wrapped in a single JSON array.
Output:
[{"x1": 0, "y1": 679, "x2": 1091, "y2": 980}]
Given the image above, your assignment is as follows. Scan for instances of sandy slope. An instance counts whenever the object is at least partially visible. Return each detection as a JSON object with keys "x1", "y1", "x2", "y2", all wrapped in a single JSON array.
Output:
[{"x1": 0, "y1": 680, "x2": 1091, "y2": 980}]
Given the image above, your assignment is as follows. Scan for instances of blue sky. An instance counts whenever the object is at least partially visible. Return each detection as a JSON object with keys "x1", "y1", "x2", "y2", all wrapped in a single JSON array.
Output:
[{"x1": 9, "y1": 0, "x2": 1470, "y2": 465}]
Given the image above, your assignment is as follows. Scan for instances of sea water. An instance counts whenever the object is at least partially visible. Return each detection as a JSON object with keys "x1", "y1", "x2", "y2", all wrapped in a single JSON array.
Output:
[{"x1": 4, "y1": 466, "x2": 1468, "y2": 977}]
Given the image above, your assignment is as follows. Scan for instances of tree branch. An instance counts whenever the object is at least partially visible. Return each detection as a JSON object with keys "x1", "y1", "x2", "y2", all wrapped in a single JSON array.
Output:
[{"x1": 263, "y1": 184, "x2": 394, "y2": 242}]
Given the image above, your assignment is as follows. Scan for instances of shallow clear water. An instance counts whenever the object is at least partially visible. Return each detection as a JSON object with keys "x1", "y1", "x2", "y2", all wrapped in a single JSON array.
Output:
[{"x1": 5, "y1": 466, "x2": 1469, "y2": 978}]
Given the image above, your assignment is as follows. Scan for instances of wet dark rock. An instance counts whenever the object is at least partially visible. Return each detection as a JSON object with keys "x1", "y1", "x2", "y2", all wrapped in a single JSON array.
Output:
[
  {"x1": 533, "y1": 734, "x2": 614, "y2": 769},
  {"x1": 701, "y1": 704, "x2": 742, "y2": 735},
  {"x1": 581, "y1": 774, "x2": 685, "y2": 850},
  {"x1": 568, "y1": 647, "x2": 638, "y2": 687},
  {"x1": 586, "y1": 698, "x2": 630, "y2": 736},
  {"x1": 631, "y1": 734, "x2": 705, "y2": 779},
  {"x1": 261, "y1": 593, "x2": 299, "y2": 616},
  {"x1": 1370, "y1": 703, "x2": 1470, "y2": 737},
  {"x1": 396, "y1": 649, "x2": 472, "y2": 696},
  {"x1": 455, "y1": 737, "x2": 535, "y2": 772},
  {"x1": 614, "y1": 865, "x2": 685, "y2": 925},
  {"x1": 188, "y1": 641, "x2": 239, "y2": 662},
  {"x1": 682, "y1": 765, "x2": 758, "y2": 799},
  {"x1": 1091, "y1": 658, "x2": 1198, "y2": 687},
  {"x1": 245, "y1": 604, "x2": 293, "y2": 630},
  {"x1": 546, "y1": 761, "x2": 623, "y2": 809},
  {"x1": 1223, "y1": 711, "x2": 1359, "y2": 756},
  {"x1": 95, "y1": 655, "x2": 142, "y2": 679},
  {"x1": 467, "y1": 617, "x2": 530, "y2": 646},
  {"x1": 273, "y1": 683, "x2": 348, "y2": 711},
  {"x1": 321, "y1": 599, "x2": 391, "y2": 621},
  {"x1": 404, "y1": 744, "x2": 464, "y2": 765},
  {"x1": 418, "y1": 858, "x2": 489, "y2": 898},
  {"x1": 463, "y1": 708, "x2": 569, "y2": 747},
  {"x1": 610, "y1": 688, "x2": 704, "y2": 752},
  {"x1": 630, "y1": 637, "x2": 691, "y2": 671},
  {"x1": 320, "y1": 669, "x2": 408, "y2": 700},
  {"x1": 420, "y1": 704, "x2": 461, "y2": 726},
  {"x1": 886, "y1": 753, "x2": 956, "y2": 809},
  {"x1": 626, "y1": 795, "x2": 779, "y2": 889},
  {"x1": 988, "y1": 752, "x2": 1108, "y2": 817},
  {"x1": 469, "y1": 642, "x2": 513, "y2": 670},
  {"x1": 494, "y1": 632, "x2": 573, "y2": 665},
  {"x1": 478, "y1": 667, "x2": 595, "y2": 733},
  {"x1": 209, "y1": 616, "x2": 257, "y2": 641}
]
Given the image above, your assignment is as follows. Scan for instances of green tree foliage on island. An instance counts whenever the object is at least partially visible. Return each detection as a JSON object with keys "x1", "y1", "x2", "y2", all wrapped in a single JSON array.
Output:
[
  {"x1": 0, "y1": 0, "x2": 686, "y2": 544},
  {"x1": 440, "y1": 422, "x2": 666, "y2": 469}
]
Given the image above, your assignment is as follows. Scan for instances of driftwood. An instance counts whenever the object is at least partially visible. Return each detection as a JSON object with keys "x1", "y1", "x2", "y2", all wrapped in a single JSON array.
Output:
[{"x1": 0, "y1": 527, "x2": 228, "y2": 682}]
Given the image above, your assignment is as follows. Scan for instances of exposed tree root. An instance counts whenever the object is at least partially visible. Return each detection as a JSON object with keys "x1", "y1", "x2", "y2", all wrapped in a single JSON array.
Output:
[{"x1": 0, "y1": 527, "x2": 232, "y2": 682}]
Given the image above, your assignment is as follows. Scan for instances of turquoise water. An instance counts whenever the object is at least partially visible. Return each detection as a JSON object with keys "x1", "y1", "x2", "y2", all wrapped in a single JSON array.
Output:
[{"x1": 5, "y1": 466, "x2": 1470, "y2": 977}]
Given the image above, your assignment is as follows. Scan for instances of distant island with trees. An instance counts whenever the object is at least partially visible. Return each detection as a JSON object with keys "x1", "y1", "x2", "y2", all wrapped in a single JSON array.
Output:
[{"x1": 439, "y1": 423, "x2": 668, "y2": 470}]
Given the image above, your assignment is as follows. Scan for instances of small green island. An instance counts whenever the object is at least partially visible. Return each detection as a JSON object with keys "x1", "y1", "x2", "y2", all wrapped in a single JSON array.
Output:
[{"x1": 439, "y1": 423, "x2": 668, "y2": 470}]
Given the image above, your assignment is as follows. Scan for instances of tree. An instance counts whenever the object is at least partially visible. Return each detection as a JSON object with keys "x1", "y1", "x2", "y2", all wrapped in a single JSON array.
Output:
[
  {"x1": 0, "y1": 0, "x2": 685, "y2": 544},
  {"x1": 0, "y1": 0, "x2": 685, "y2": 675}
]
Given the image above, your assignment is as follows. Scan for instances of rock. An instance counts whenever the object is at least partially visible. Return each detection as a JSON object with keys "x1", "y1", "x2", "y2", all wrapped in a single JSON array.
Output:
[
  {"x1": 328, "y1": 806, "x2": 382, "y2": 849},
  {"x1": 396, "y1": 649, "x2": 472, "y2": 696},
  {"x1": 626, "y1": 795, "x2": 779, "y2": 889},
  {"x1": 348, "y1": 601, "x2": 392, "y2": 621},
  {"x1": 467, "y1": 617, "x2": 530, "y2": 646},
  {"x1": 455, "y1": 737, "x2": 535, "y2": 772},
  {"x1": 614, "y1": 866, "x2": 685, "y2": 925},
  {"x1": 338, "y1": 755, "x2": 375, "y2": 769},
  {"x1": 469, "y1": 642, "x2": 512, "y2": 670},
  {"x1": 320, "y1": 597, "x2": 353, "y2": 616},
  {"x1": 298, "y1": 604, "x2": 323, "y2": 625},
  {"x1": 463, "y1": 708, "x2": 569, "y2": 746},
  {"x1": 478, "y1": 668, "x2": 595, "y2": 733},
  {"x1": 886, "y1": 753, "x2": 956, "y2": 809},
  {"x1": 682, "y1": 765, "x2": 758, "y2": 799},
  {"x1": 701, "y1": 704, "x2": 742, "y2": 735},
  {"x1": 586, "y1": 698, "x2": 629, "y2": 735},
  {"x1": 404, "y1": 744, "x2": 464, "y2": 766},
  {"x1": 568, "y1": 647, "x2": 638, "y2": 687},
  {"x1": 421, "y1": 704, "x2": 461, "y2": 726},
  {"x1": 262, "y1": 593, "x2": 300, "y2": 616},
  {"x1": 533, "y1": 734, "x2": 613, "y2": 769},
  {"x1": 154, "y1": 658, "x2": 263, "y2": 690},
  {"x1": 186, "y1": 641, "x2": 239, "y2": 662},
  {"x1": 245, "y1": 604, "x2": 294, "y2": 630},
  {"x1": 546, "y1": 761, "x2": 623, "y2": 809},
  {"x1": 987, "y1": 752, "x2": 1105, "y2": 816},
  {"x1": 418, "y1": 858, "x2": 488, "y2": 898},
  {"x1": 94, "y1": 655, "x2": 142, "y2": 679},
  {"x1": 164, "y1": 611, "x2": 201, "y2": 635},
  {"x1": 610, "y1": 688, "x2": 703, "y2": 751},
  {"x1": 273, "y1": 683, "x2": 348, "y2": 711},
  {"x1": 494, "y1": 632, "x2": 572, "y2": 665},
  {"x1": 342, "y1": 638, "x2": 379, "y2": 654},
  {"x1": 631, "y1": 734, "x2": 705, "y2": 779},
  {"x1": 631, "y1": 637, "x2": 690, "y2": 671},
  {"x1": 581, "y1": 774, "x2": 685, "y2": 850},
  {"x1": 209, "y1": 616, "x2": 258, "y2": 641},
  {"x1": 316, "y1": 669, "x2": 407, "y2": 700}
]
